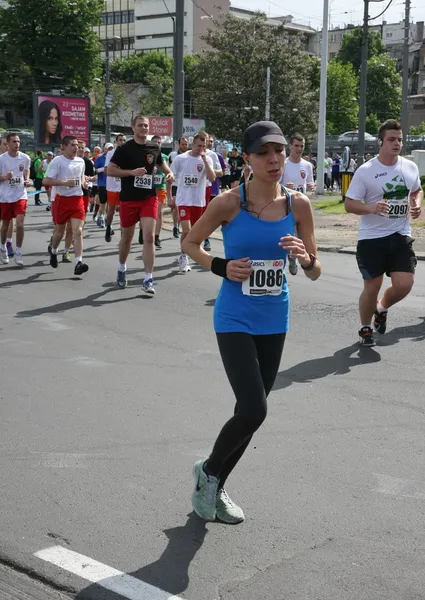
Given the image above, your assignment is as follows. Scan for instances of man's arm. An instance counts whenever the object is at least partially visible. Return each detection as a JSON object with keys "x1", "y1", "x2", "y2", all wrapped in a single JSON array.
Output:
[{"x1": 203, "y1": 156, "x2": 216, "y2": 183}]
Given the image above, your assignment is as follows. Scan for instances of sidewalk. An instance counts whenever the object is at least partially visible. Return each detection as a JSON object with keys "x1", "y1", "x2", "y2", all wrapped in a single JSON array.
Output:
[{"x1": 161, "y1": 206, "x2": 425, "y2": 261}]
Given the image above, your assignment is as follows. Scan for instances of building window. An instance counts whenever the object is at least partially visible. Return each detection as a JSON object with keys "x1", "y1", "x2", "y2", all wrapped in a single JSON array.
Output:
[
  {"x1": 329, "y1": 52, "x2": 336, "y2": 59},
  {"x1": 386, "y1": 32, "x2": 392, "y2": 37},
  {"x1": 101, "y1": 10, "x2": 135, "y2": 25},
  {"x1": 137, "y1": 32, "x2": 173, "y2": 40}
]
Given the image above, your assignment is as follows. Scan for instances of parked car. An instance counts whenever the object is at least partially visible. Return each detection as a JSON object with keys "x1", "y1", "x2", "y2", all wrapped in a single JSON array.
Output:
[{"x1": 338, "y1": 131, "x2": 377, "y2": 143}]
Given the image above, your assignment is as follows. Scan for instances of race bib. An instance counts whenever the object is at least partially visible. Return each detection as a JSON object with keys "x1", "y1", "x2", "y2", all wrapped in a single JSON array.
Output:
[
  {"x1": 134, "y1": 175, "x2": 152, "y2": 189},
  {"x1": 242, "y1": 259, "x2": 285, "y2": 297},
  {"x1": 9, "y1": 177, "x2": 22, "y2": 187},
  {"x1": 387, "y1": 198, "x2": 409, "y2": 219},
  {"x1": 184, "y1": 174, "x2": 199, "y2": 187},
  {"x1": 154, "y1": 174, "x2": 162, "y2": 186},
  {"x1": 296, "y1": 184, "x2": 306, "y2": 193}
]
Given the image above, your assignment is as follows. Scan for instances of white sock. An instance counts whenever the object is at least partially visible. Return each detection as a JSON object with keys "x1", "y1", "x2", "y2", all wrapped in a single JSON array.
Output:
[
  {"x1": 361, "y1": 324, "x2": 371, "y2": 329},
  {"x1": 118, "y1": 263, "x2": 126, "y2": 273},
  {"x1": 7, "y1": 238, "x2": 12, "y2": 244},
  {"x1": 75, "y1": 256, "x2": 82, "y2": 264},
  {"x1": 51, "y1": 247, "x2": 58, "y2": 255},
  {"x1": 0, "y1": 244, "x2": 6, "y2": 251},
  {"x1": 145, "y1": 272, "x2": 152, "y2": 281},
  {"x1": 180, "y1": 252, "x2": 186, "y2": 259},
  {"x1": 377, "y1": 301, "x2": 387, "y2": 313},
  {"x1": 15, "y1": 247, "x2": 21, "y2": 253},
  {"x1": 64, "y1": 248, "x2": 70, "y2": 253}
]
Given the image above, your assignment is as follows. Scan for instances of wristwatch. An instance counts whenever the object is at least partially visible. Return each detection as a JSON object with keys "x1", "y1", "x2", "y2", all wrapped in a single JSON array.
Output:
[{"x1": 301, "y1": 253, "x2": 317, "y2": 271}]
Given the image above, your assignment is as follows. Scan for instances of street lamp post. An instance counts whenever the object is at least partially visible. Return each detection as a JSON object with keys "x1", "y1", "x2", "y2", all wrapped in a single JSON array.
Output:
[{"x1": 104, "y1": 36, "x2": 120, "y2": 143}]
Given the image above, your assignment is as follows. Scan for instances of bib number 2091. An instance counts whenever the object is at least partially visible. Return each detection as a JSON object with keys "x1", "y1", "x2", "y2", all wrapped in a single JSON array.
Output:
[{"x1": 242, "y1": 259, "x2": 285, "y2": 296}]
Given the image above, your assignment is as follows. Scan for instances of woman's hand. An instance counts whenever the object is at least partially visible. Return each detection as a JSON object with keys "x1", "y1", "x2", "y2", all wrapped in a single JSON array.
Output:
[
  {"x1": 226, "y1": 257, "x2": 252, "y2": 282},
  {"x1": 279, "y1": 234, "x2": 310, "y2": 267}
]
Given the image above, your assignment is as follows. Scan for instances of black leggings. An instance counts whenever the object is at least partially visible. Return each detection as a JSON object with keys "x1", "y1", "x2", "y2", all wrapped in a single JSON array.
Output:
[{"x1": 207, "y1": 332, "x2": 286, "y2": 488}]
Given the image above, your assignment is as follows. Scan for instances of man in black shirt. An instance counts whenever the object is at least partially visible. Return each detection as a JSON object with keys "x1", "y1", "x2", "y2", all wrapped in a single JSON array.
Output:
[
  {"x1": 228, "y1": 147, "x2": 245, "y2": 188},
  {"x1": 107, "y1": 115, "x2": 173, "y2": 294}
]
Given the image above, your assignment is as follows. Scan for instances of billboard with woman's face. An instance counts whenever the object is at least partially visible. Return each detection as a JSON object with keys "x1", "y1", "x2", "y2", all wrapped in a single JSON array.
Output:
[{"x1": 33, "y1": 94, "x2": 90, "y2": 146}]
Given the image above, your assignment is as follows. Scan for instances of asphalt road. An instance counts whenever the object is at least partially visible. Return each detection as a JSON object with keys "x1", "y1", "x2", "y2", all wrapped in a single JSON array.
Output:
[{"x1": 1, "y1": 205, "x2": 425, "y2": 600}]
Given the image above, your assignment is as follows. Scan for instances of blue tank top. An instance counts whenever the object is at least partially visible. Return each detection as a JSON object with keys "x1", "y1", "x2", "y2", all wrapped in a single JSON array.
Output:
[{"x1": 214, "y1": 184, "x2": 295, "y2": 335}]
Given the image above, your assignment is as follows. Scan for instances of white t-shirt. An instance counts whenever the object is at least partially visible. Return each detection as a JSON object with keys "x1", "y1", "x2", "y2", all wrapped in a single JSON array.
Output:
[
  {"x1": 325, "y1": 158, "x2": 332, "y2": 176},
  {"x1": 0, "y1": 151, "x2": 31, "y2": 203},
  {"x1": 105, "y1": 148, "x2": 121, "y2": 193},
  {"x1": 206, "y1": 149, "x2": 221, "y2": 188},
  {"x1": 279, "y1": 158, "x2": 314, "y2": 193},
  {"x1": 171, "y1": 153, "x2": 213, "y2": 207},
  {"x1": 346, "y1": 156, "x2": 421, "y2": 240},
  {"x1": 348, "y1": 158, "x2": 356, "y2": 173},
  {"x1": 46, "y1": 155, "x2": 85, "y2": 197}
]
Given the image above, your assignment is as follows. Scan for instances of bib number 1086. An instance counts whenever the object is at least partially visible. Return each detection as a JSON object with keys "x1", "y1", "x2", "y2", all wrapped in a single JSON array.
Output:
[{"x1": 242, "y1": 259, "x2": 285, "y2": 296}]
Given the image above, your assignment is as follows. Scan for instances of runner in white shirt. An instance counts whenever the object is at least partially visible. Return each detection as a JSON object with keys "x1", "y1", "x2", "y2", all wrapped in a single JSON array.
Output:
[
  {"x1": 0, "y1": 134, "x2": 31, "y2": 266},
  {"x1": 203, "y1": 134, "x2": 223, "y2": 252},
  {"x1": 0, "y1": 135, "x2": 16, "y2": 258},
  {"x1": 169, "y1": 137, "x2": 188, "y2": 239},
  {"x1": 345, "y1": 119, "x2": 423, "y2": 346},
  {"x1": 279, "y1": 133, "x2": 315, "y2": 276},
  {"x1": 43, "y1": 135, "x2": 89, "y2": 276},
  {"x1": 171, "y1": 132, "x2": 215, "y2": 273},
  {"x1": 104, "y1": 133, "x2": 127, "y2": 242}
]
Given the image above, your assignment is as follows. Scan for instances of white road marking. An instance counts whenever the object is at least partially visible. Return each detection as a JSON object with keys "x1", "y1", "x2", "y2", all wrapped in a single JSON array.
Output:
[
  {"x1": 34, "y1": 545, "x2": 184, "y2": 600},
  {"x1": 33, "y1": 315, "x2": 70, "y2": 331},
  {"x1": 66, "y1": 355, "x2": 111, "y2": 367},
  {"x1": 373, "y1": 473, "x2": 425, "y2": 500}
]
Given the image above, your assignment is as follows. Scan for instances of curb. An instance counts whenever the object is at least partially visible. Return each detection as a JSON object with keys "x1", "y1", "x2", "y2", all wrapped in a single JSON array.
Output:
[{"x1": 161, "y1": 209, "x2": 425, "y2": 261}]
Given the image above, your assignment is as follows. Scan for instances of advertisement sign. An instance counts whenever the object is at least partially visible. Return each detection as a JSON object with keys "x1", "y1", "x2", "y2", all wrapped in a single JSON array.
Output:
[
  {"x1": 183, "y1": 118, "x2": 205, "y2": 137},
  {"x1": 33, "y1": 94, "x2": 91, "y2": 147},
  {"x1": 147, "y1": 117, "x2": 173, "y2": 137}
]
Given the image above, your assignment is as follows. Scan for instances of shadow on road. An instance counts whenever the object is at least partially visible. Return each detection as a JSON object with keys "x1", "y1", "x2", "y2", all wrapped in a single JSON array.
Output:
[
  {"x1": 274, "y1": 343, "x2": 381, "y2": 390},
  {"x1": 274, "y1": 317, "x2": 425, "y2": 390},
  {"x1": 75, "y1": 512, "x2": 207, "y2": 600}
]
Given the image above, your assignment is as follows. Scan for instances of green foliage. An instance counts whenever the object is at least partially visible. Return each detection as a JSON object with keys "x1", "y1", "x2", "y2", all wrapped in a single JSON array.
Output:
[
  {"x1": 189, "y1": 12, "x2": 319, "y2": 144},
  {"x1": 0, "y1": 0, "x2": 103, "y2": 113},
  {"x1": 110, "y1": 51, "x2": 173, "y2": 84},
  {"x1": 366, "y1": 54, "x2": 401, "y2": 121},
  {"x1": 91, "y1": 81, "x2": 130, "y2": 125},
  {"x1": 336, "y1": 27, "x2": 387, "y2": 73},
  {"x1": 409, "y1": 122, "x2": 425, "y2": 135},
  {"x1": 326, "y1": 61, "x2": 358, "y2": 135},
  {"x1": 365, "y1": 113, "x2": 381, "y2": 136}
]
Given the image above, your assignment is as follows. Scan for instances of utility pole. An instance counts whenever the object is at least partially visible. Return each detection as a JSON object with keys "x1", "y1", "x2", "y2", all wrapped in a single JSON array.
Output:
[
  {"x1": 316, "y1": 0, "x2": 330, "y2": 195},
  {"x1": 173, "y1": 0, "x2": 185, "y2": 148},
  {"x1": 401, "y1": 0, "x2": 411, "y2": 153},
  {"x1": 265, "y1": 66, "x2": 271, "y2": 120},
  {"x1": 357, "y1": 0, "x2": 369, "y2": 167},
  {"x1": 105, "y1": 41, "x2": 112, "y2": 143}
]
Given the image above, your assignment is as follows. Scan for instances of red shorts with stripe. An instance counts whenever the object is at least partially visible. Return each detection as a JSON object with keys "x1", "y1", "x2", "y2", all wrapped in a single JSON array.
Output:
[
  {"x1": 83, "y1": 195, "x2": 90, "y2": 215},
  {"x1": 55, "y1": 195, "x2": 85, "y2": 225},
  {"x1": 178, "y1": 205, "x2": 204, "y2": 226},
  {"x1": 119, "y1": 197, "x2": 158, "y2": 228},
  {"x1": 0, "y1": 200, "x2": 27, "y2": 221},
  {"x1": 205, "y1": 187, "x2": 212, "y2": 206},
  {"x1": 107, "y1": 191, "x2": 120, "y2": 206}
]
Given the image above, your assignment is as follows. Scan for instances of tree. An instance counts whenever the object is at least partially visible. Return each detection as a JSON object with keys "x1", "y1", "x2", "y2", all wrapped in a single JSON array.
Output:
[
  {"x1": 110, "y1": 51, "x2": 173, "y2": 85},
  {"x1": 365, "y1": 55, "x2": 401, "y2": 122},
  {"x1": 336, "y1": 27, "x2": 387, "y2": 73},
  {"x1": 190, "y1": 12, "x2": 319, "y2": 144},
  {"x1": 0, "y1": 0, "x2": 103, "y2": 116},
  {"x1": 326, "y1": 61, "x2": 358, "y2": 134},
  {"x1": 365, "y1": 113, "x2": 381, "y2": 135},
  {"x1": 139, "y1": 68, "x2": 174, "y2": 116},
  {"x1": 90, "y1": 82, "x2": 130, "y2": 126},
  {"x1": 409, "y1": 122, "x2": 425, "y2": 135}
]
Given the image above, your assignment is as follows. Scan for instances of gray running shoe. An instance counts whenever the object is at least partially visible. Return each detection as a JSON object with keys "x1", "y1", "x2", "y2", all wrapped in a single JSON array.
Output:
[
  {"x1": 191, "y1": 459, "x2": 219, "y2": 521},
  {"x1": 288, "y1": 256, "x2": 298, "y2": 276},
  {"x1": 116, "y1": 270, "x2": 127, "y2": 289},
  {"x1": 216, "y1": 488, "x2": 245, "y2": 524}
]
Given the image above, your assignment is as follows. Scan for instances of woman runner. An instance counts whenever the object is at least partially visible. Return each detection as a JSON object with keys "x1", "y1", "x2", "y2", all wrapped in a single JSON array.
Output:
[{"x1": 182, "y1": 121, "x2": 322, "y2": 524}]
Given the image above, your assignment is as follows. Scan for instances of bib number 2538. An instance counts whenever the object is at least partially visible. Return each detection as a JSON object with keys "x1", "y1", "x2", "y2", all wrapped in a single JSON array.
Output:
[
  {"x1": 134, "y1": 175, "x2": 152, "y2": 189},
  {"x1": 242, "y1": 260, "x2": 285, "y2": 296}
]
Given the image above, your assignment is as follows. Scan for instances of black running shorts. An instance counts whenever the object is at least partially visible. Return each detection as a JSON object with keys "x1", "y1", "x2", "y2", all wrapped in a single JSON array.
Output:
[
  {"x1": 98, "y1": 186, "x2": 107, "y2": 205},
  {"x1": 356, "y1": 232, "x2": 417, "y2": 280}
]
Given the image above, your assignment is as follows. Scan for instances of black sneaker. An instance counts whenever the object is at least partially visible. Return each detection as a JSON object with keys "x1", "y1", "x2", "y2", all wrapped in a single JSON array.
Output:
[
  {"x1": 50, "y1": 252, "x2": 58, "y2": 268},
  {"x1": 173, "y1": 226, "x2": 179, "y2": 238},
  {"x1": 48, "y1": 239, "x2": 52, "y2": 255},
  {"x1": 105, "y1": 225, "x2": 112, "y2": 243},
  {"x1": 359, "y1": 326, "x2": 376, "y2": 347},
  {"x1": 138, "y1": 229, "x2": 143, "y2": 245},
  {"x1": 288, "y1": 256, "x2": 298, "y2": 276},
  {"x1": 373, "y1": 310, "x2": 387, "y2": 335},
  {"x1": 74, "y1": 261, "x2": 89, "y2": 276},
  {"x1": 46, "y1": 205, "x2": 51, "y2": 211},
  {"x1": 155, "y1": 237, "x2": 162, "y2": 250}
]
